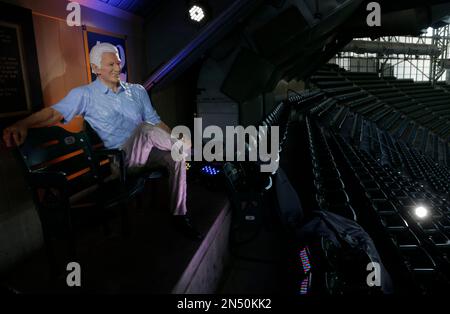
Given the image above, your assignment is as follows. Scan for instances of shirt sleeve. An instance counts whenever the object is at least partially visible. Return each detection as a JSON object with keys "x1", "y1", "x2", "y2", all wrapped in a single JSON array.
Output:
[
  {"x1": 137, "y1": 84, "x2": 161, "y2": 125},
  {"x1": 52, "y1": 87, "x2": 88, "y2": 123}
]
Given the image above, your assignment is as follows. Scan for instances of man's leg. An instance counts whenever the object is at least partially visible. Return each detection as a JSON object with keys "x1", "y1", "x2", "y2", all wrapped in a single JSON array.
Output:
[
  {"x1": 146, "y1": 148, "x2": 187, "y2": 216},
  {"x1": 122, "y1": 123, "x2": 202, "y2": 239},
  {"x1": 122, "y1": 123, "x2": 174, "y2": 168},
  {"x1": 147, "y1": 148, "x2": 202, "y2": 240}
]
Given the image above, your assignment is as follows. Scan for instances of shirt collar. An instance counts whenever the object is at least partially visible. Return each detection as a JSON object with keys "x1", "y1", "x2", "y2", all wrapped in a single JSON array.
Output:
[
  {"x1": 93, "y1": 78, "x2": 126, "y2": 94},
  {"x1": 118, "y1": 80, "x2": 127, "y2": 92}
]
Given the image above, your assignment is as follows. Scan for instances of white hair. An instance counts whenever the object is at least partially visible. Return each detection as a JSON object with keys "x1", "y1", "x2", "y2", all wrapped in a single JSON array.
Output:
[{"x1": 89, "y1": 42, "x2": 119, "y2": 74}]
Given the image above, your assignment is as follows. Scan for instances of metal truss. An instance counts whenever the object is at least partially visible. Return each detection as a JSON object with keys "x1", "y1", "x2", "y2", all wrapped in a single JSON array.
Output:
[{"x1": 334, "y1": 25, "x2": 450, "y2": 83}]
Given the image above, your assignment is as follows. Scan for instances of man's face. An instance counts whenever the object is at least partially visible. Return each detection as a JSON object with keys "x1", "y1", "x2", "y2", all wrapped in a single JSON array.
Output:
[{"x1": 96, "y1": 52, "x2": 121, "y2": 85}]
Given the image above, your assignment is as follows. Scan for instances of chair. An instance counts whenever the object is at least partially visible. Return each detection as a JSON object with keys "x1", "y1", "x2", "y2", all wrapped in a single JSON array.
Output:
[
  {"x1": 15, "y1": 125, "x2": 146, "y2": 275},
  {"x1": 83, "y1": 121, "x2": 168, "y2": 207},
  {"x1": 84, "y1": 121, "x2": 167, "y2": 179}
]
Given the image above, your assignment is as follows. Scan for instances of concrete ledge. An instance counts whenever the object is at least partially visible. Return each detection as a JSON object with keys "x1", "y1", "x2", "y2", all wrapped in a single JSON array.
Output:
[{"x1": 172, "y1": 203, "x2": 231, "y2": 294}]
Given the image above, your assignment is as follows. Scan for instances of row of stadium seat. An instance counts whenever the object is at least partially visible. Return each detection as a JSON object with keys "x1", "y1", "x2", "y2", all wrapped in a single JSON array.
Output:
[
  {"x1": 309, "y1": 64, "x2": 450, "y2": 166},
  {"x1": 305, "y1": 116, "x2": 357, "y2": 221},
  {"x1": 331, "y1": 132, "x2": 450, "y2": 294}
]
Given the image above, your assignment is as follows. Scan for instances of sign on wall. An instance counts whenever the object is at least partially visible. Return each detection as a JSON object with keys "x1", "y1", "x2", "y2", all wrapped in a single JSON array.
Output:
[
  {"x1": 82, "y1": 25, "x2": 129, "y2": 83},
  {"x1": 0, "y1": 21, "x2": 31, "y2": 118}
]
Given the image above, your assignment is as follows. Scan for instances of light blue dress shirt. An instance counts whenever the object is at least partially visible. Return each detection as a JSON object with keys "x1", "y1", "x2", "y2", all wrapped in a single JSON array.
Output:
[{"x1": 52, "y1": 79, "x2": 161, "y2": 148}]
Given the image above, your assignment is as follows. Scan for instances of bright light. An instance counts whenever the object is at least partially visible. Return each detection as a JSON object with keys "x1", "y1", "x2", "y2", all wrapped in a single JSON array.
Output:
[
  {"x1": 414, "y1": 206, "x2": 429, "y2": 219},
  {"x1": 189, "y1": 5, "x2": 205, "y2": 22}
]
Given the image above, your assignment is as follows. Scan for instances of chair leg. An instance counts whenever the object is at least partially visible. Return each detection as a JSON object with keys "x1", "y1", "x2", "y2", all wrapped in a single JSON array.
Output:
[
  {"x1": 61, "y1": 210, "x2": 78, "y2": 272},
  {"x1": 42, "y1": 233, "x2": 59, "y2": 281},
  {"x1": 120, "y1": 202, "x2": 130, "y2": 237},
  {"x1": 44, "y1": 230, "x2": 76, "y2": 286},
  {"x1": 136, "y1": 194, "x2": 143, "y2": 212},
  {"x1": 148, "y1": 179, "x2": 160, "y2": 210},
  {"x1": 150, "y1": 182, "x2": 157, "y2": 207},
  {"x1": 67, "y1": 230, "x2": 77, "y2": 262},
  {"x1": 101, "y1": 221, "x2": 112, "y2": 237}
]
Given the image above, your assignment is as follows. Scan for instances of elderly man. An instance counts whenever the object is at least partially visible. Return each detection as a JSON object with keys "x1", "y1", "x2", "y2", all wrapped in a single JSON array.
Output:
[{"x1": 2, "y1": 42, "x2": 202, "y2": 240}]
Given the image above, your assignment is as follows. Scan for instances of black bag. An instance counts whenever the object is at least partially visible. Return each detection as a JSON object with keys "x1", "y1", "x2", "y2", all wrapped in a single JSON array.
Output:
[{"x1": 296, "y1": 210, "x2": 394, "y2": 294}]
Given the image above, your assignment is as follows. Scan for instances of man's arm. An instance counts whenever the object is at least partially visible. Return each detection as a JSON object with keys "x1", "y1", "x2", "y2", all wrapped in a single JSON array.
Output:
[{"x1": 2, "y1": 107, "x2": 63, "y2": 147}]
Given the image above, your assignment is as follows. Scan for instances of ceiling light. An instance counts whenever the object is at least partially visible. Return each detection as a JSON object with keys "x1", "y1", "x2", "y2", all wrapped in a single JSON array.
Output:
[
  {"x1": 414, "y1": 206, "x2": 429, "y2": 219},
  {"x1": 187, "y1": 1, "x2": 210, "y2": 24},
  {"x1": 189, "y1": 5, "x2": 205, "y2": 22}
]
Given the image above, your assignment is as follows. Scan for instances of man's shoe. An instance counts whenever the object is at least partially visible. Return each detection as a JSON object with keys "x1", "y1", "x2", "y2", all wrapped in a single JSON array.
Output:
[{"x1": 172, "y1": 215, "x2": 204, "y2": 240}]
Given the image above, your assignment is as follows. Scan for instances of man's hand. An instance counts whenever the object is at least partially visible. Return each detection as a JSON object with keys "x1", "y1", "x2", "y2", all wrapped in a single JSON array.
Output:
[
  {"x1": 1, "y1": 107, "x2": 63, "y2": 148},
  {"x1": 156, "y1": 121, "x2": 172, "y2": 135},
  {"x1": 2, "y1": 123, "x2": 28, "y2": 147}
]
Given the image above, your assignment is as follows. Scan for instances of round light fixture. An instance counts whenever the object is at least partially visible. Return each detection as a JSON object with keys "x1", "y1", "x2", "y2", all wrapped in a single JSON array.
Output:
[
  {"x1": 189, "y1": 5, "x2": 205, "y2": 22},
  {"x1": 414, "y1": 206, "x2": 429, "y2": 219}
]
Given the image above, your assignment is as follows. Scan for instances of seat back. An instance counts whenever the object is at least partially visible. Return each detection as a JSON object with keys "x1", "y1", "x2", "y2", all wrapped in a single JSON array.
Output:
[
  {"x1": 16, "y1": 125, "x2": 111, "y2": 195},
  {"x1": 83, "y1": 121, "x2": 122, "y2": 180},
  {"x1": 84, "y1": 120, "x2": 104, "y2": 149}
]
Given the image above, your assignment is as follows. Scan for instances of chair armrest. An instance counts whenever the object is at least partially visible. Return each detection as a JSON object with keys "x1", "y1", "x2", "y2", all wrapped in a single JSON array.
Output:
[
  {"x1": 127, "y1": 165, "x2": 168, "y2": 180},
  {"x1": 28, "y1": 170, "x2": 68, "y2": 189},
  {"x1": 92, "y1": 148, "x2": 126, "y2": 183},
  {"x1": 93, "y1": 148, "x2": 168, "y2": 182},
  {"x1": 94, "y1": 148, "x2": 124, "y2": 157}
]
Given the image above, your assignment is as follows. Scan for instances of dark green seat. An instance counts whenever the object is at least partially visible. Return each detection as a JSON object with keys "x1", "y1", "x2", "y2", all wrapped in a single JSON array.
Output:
[{"x1": 15, "y1": 125, "x2": 146, "y2": 274}]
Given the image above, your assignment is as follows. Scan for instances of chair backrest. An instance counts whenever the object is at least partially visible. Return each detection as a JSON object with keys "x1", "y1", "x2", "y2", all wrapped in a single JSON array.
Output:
[
  {"x1": 16, "y1": 125, "x2": 111, "y2": 195},
  {"x1": 84, "y1": 121, "x2": 104, "y2": 150},
  {"x1": 83, "y1": 121, "x2": 121, "y2": 180}
]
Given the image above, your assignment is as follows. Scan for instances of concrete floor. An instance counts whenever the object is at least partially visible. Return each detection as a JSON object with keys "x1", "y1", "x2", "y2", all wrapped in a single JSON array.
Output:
[
  {"x1": 1, "y1": 170, "x2": 294, "y2": 294},
  {"x1": 0, "y1": 178, "x2": 230, "y2": 293}
]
